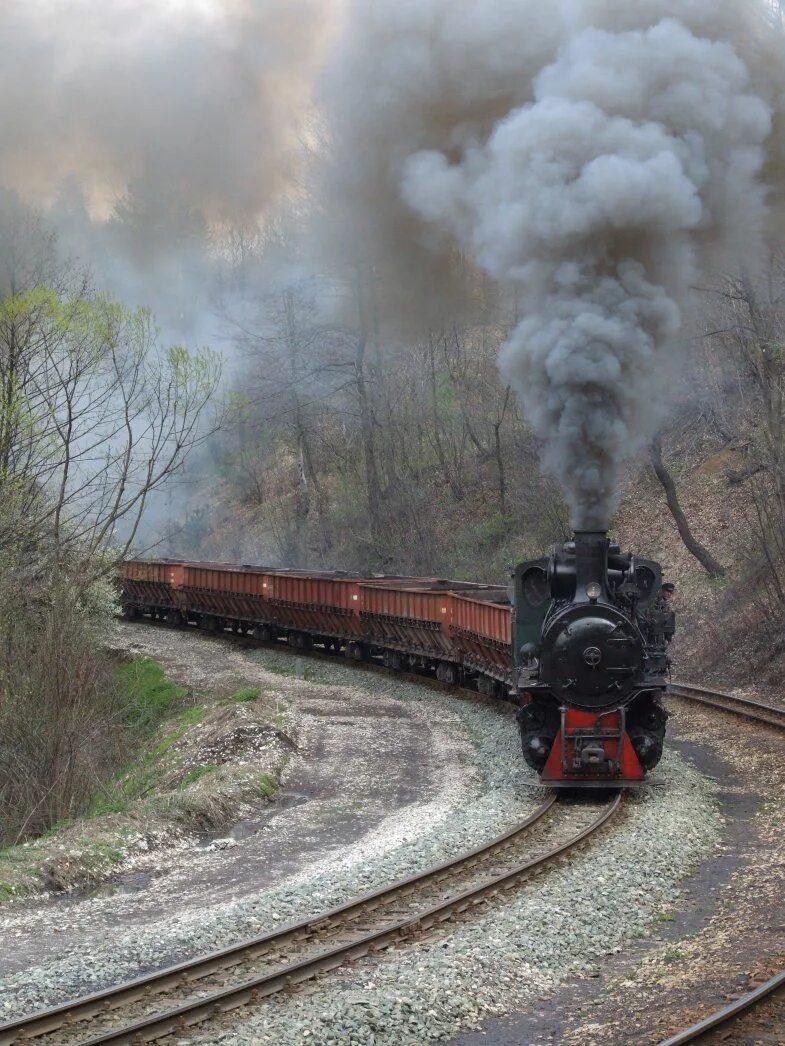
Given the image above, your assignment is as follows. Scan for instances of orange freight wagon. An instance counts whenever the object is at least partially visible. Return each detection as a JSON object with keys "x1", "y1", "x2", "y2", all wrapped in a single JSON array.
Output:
[
  {"x1": 261, "y1": 571, "x2": 366, "y2": 640},
  {"x1": 180, "y1": 562, "x2": 275, "y2": 628},
  {"x1": 359, "y1": 579, "x2": 484, "y2": 668},
  {"x1": 120, "y1": 560, "x2": 185, "y2": 615},
  {"x1": 451, "y1": 589, "x2": 512, "y2": 692}
]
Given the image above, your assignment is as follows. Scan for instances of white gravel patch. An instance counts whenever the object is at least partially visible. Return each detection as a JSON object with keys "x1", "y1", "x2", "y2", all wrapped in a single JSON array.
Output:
[
  {"x1": 0, "y1": 651, "x2": 544, "y2": 1019},
  {"x1": 214, "y1": 750, "x2": 721, "y2": 1046}
]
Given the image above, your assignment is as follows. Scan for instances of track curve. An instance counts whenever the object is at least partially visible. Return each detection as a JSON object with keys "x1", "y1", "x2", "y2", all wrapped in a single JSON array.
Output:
[
  {"x1": 669, "y1": 681, "x2": 785, "y2": 731},
  {"x1": 0, "y1": 794, "x2": 623, "y2": 1046},
  {"x1": 657, "y1": 680, "x2": 785, "y2": 1044},
  {"x1": 657, "y1": 965, "x2": 785, "y2": 1045}
]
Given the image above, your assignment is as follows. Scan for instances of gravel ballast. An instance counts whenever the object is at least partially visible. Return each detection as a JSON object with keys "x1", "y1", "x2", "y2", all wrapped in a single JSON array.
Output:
[
  {"x1": 0, "y1": 635, "x2": 544, "y2": 1018},
  {"x1": 0, "y1": 635, "x2": 721, "y2": 1040},
  {"x1": 212, "y1": 751, "x2": 720, "y2": 1046}
]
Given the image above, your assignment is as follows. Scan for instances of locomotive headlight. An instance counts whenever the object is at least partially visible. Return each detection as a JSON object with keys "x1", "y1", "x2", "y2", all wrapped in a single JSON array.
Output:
[{"x1": 586, "y1": 582, "x2": 602, "y2": 602}]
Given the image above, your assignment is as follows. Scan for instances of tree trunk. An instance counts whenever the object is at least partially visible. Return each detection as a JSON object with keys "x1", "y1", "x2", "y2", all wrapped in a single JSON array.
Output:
[
  {"x1": 354, "y1": 268, "x2": 384, "y2": 548},
  {"x1": 493, "y1": 385, "x2": 512, "y2": 513},
  {"x1": 650, "y1": 436, "x2": 726, "y2": 578}
]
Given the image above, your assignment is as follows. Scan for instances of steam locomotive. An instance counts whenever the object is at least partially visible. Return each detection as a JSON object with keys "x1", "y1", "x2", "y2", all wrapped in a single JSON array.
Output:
[
  {"x1": 514, "y1": 530, "x2": 673, "y2": 785},
  {"x1": 120, "y1": 532, "x2": 674, "y2": 787}
]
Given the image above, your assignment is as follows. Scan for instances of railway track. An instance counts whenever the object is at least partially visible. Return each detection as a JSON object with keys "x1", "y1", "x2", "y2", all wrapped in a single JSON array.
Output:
[
  {"x1": 659, "y1": 680, "x2": 785, "y2": 1044},
  {"x1": 0, "y1": 794, "x2": 622, "y2": 1046},
  {"x1": 658, "y1": 966, "x2": 785, "y2": 1044},
  {"x1": 669, "y1": 681, "x2": 785, "y2": 731}
]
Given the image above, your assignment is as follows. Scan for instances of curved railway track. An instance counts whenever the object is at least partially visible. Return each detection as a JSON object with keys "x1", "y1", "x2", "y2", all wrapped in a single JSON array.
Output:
[
  {"x1": 658, "y1": 680, "x2": 785, "y2": 1045},
  {"x1": 15, "y1": 622, "x2": 775, "y2": 1045},
  {"x1": 658, "y1": 966, "x2": 785, "y2": 1044},
  {"x1": 0, "y1": 794, "x2": 622, "y2": 1046},
  {"x1": 668, "y1": 681, "x2": 785, "y2": 731}
]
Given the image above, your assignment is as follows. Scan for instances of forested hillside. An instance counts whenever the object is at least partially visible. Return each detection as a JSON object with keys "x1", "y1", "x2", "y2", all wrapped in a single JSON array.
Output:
[
  {"x1": 3, "y1": 0, "x2": 785, "y2": 848},
  {"x1": 0, "y1": 192, "x2": 219, "y2": 844}
]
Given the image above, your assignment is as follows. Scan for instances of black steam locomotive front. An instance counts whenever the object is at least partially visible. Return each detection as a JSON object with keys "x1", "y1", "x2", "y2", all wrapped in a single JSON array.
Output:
[{"x1": 513, "y1": 531, "x2": 672, "y2": 781}]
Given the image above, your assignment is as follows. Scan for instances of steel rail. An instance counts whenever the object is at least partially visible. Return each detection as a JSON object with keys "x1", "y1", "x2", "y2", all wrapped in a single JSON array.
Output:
[
  {"x1": 658, "y1": 967, "x2": 785, "y2": 1045},
  {"x1": 659, "y1": 683, "x2": 785, "y2": 1043},
  {"x1": 669, "y1": 681, "x2": 785, "y2": 730},
  {"x1": 0, "y1": 796, "x2": 560, "y2": 1045},
  {"x1": 1, "y1": 796, "x2": 621, "y2": 1046},
  {"x1": 74, "y1": 795, "x2": 622, "y2": 1046}
]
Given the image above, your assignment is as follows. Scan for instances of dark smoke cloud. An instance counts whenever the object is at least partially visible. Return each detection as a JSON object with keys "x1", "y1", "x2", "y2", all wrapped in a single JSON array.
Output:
[{"x1": 323, "y1": 0, "x2": 785, "y2": 529}]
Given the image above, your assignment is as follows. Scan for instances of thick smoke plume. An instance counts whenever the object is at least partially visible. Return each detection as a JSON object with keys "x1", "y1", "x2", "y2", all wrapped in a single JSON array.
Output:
[
  {"x1": 0, "y1": 0, "x2": 331, "y2": 219},
  {"x1": 324, "y1": 0, "x2": 785, "y2": 529}
]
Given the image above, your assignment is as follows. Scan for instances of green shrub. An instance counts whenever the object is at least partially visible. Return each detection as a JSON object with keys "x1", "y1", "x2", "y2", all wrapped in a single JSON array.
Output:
[
  {"x1": 230, "y1": 687, "x2": 261, "y2": 703},
  {"x1": 179, "y1": 764, "x2": 218, "y2": 789},
  {"x1": 117, "y1": 658, "x2": 188, "y2": 736},
  {"x1": 256, "y1": 773, "x2": 278, "y2": 798}
]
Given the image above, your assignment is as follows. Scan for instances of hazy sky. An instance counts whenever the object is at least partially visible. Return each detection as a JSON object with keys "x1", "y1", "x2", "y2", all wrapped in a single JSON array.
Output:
[{"x1": 0, "y1": 0, "x2": 334, "y2": 216}]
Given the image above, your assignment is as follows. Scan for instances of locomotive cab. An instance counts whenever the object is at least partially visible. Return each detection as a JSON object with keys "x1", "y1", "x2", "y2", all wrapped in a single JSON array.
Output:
[{"x1": 513, "y1": 531, "x2": 672, "y2": 786}]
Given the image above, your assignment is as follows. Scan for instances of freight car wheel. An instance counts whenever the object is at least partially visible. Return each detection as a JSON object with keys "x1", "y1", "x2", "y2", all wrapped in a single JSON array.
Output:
[
  {"x1": 477, "y1": 676, "x2": 499, "y2": 698},
  {"x1": 347, "y1": 642, "x2": 368, "y2": 662},
  {"x1": 436, "y1": 662, "x2": 459, "y2": 685},
  {"x1": 254, "y1": 625, "x2": 274, "y2": 643},
  {"x1": 288, "y1": 632, "x2": 314, "y2": 652}
]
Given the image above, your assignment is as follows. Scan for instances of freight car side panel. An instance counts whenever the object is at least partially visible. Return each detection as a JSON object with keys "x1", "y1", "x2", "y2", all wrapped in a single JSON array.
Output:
[
  {"x1": 359, "y1": 583, "x2": 479, "y2": 658},
  {"x1": 265, "y1": 573, "x2": 365, "y2": 638},
  {"x1": 452, "y1": 592, "x2": 513, "y2": 683},
  {"x1": 181, "y1": 564, "x2": 274, "y2": 622},
  {"x1": 120, "y1": 560, "x2": 183, "y2": 610}
]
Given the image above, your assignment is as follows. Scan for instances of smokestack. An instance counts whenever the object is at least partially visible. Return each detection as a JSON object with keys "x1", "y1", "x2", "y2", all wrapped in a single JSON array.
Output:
[{"x1": 572, "y1": 531, "x2": 610, "y2": 602}]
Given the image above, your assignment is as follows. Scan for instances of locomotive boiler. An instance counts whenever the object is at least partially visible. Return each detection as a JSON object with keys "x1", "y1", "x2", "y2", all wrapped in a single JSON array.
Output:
[{"x1": 513, "y1": 531, "x2": 673, "y2": 786}]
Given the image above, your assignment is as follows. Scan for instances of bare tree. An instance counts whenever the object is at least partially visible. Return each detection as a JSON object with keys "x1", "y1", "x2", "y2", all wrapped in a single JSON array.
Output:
[
  {"x1": 691, "y1": 257, "x2": 785, "y2": 610},
  {"x1": 0, "y1": 193, "x2": 221, "y2": 583},
  {"x1": 0, "y1": 291, "x2": 220, "y2": 586},
  {"x1": 649, "y1": 434, "x2": 726, "y2": 578}
]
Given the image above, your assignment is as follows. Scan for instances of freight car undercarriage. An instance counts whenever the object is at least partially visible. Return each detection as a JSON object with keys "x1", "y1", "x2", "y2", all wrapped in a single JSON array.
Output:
[{"x1": 122, "y1": 600, "x2": 512, "y2": 699}]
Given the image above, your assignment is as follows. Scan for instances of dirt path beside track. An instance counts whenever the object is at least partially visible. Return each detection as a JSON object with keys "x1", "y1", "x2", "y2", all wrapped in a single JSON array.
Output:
[{"x1": 0, "y1": 623, "x2": 479, "y2": 985}]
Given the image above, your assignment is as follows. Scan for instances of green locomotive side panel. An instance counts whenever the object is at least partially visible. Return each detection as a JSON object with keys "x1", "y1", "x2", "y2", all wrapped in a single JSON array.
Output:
[{"x1": 511, "y1": 558, "x2": 552, "y2": 666}]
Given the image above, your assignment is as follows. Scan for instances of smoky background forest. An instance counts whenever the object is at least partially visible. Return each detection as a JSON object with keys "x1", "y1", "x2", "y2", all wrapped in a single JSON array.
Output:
[{"x1": 3, "y1": 0, "x2": 785, "y2": 840}]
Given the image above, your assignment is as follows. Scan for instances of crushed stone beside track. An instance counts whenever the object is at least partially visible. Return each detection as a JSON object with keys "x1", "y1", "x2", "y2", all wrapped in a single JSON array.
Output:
[
  {"x1": 0, "y1": 629, "x2": 723, "y2": 1045},
  {"x1": 0, "y1": 624, "x2": 543, "y2": 1016},
  {"x1": 208, "y1": 750, "x2": 720, "y2": 1046}
]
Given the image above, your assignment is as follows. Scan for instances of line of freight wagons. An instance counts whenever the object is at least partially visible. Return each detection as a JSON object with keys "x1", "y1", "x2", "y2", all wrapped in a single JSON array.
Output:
[{"x1": 120, "y1": 561, "x2": 515, "y2": 697}]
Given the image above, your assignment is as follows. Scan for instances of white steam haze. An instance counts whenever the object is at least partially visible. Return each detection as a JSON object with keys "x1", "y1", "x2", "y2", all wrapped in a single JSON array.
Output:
[
  {"x1": 323, "y1": 0, "x2": 785, "y2": 530},
  {"x1": 4, "y1": 0, "x2": 785, "y2": 541},
  {"x1": 0, "y1": 0, "x2": 332, "y2": 219}
]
